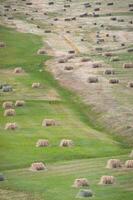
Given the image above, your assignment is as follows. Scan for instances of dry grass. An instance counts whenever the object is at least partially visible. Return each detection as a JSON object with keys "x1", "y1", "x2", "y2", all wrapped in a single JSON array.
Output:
[
  {"x1": 99, "y1": 176, "x2": 115, "y2": 185},
  {"x1": 106, "y1": 159, "x2": 122, "y2": 169}
]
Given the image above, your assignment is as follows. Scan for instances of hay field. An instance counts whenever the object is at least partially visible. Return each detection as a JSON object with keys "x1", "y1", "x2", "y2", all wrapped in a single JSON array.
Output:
[{"x1": 0, "y1": 0, "x2": 133, "y2": 199}]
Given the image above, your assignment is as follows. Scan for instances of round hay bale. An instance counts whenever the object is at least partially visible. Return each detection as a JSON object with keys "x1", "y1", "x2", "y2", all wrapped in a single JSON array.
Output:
[
  {"x1": 0, "y1": 42, "x2": 5, "y2": 48},
  {"x1": 99, "y1": 176, "x2": 115, "y2": 185},
  {"x1": 92, "y1": 63, "x2": 102, "y2": 68},
  {"x1": 2, "y1": 101, "x2": 13, "y2": 109},
  {"x1": 36, "y1": 139, "x2": 49, "y2": 147},
  {"x1": 81, "y1": 58, "x2": 91, "y2": 62},
  {"x1": 123, "y1": 63, "x2": 133, "y2": 68},
  {"x1": 110, "y1": 57, "x2": 120, "y2": 62},
  {"x1": 42, "y1": 119, "x2": 56, "y2": 127},
  {"x1": 129, "y1": 150, "x2": 133, "y2": 157},
  {"x1": 37, "y1": 49, "x2": 46, "y2": 55},
  {"x1": 32, "y1": 83, "x2": 40, "y2": 88},
  {"x1": 14, "y1": 67, "x2": 23, "y2": 74},
  {"x1": 64, "y1": 66, "x2": 73, "y2": 71},
  {"x1": 58, "y1": 58, "x2": 67, "y2": 63},
  {"x1": 88, "y1": 76, "x2": 98, "y2": 83},
  {"x1": 106, "y1": 159, "x2": 122, "y2": 169},
  {"x1": 73, "y1": 178, "x2": 89, "y2": 188},
  {"x1": 4, "y1": 109, "x2": 16, "y2": 117},
  {"x1": 30, "y1": 162, "x2": 46, "y2": 171},
  {"x1": 109, "y1": 79, "x2": 119, "y2": 84},
  {"x1": 104, "y1": 52, "x2": 113, "y2": 57},
  {"x1": 76, "y1": 189, "x2": 93, "y2": 198},
  {"x1": 60, "y1": 139, "x2": 73, "y2": 147},
  {"x1": 2, "y1": 85, "x2": 12, "y2": 92},
  {"x1": 5, "y1": 123, "x2": 18, "y2": 130},
  {"x1": 15, "y1": 100, "x2": 25, "y2": 107},
  {"x1": 125, "y1": 160, "x2": 133, "y2": 168},
  {"x1": 104, "y1": 69, "x2": 115, "y2": 75},
  {"x1": 0, "y1": 174, "x2": 5, "y2": 181},
  {"x1": 127, "y1": 82, "x2": 133, "y2": 88}
]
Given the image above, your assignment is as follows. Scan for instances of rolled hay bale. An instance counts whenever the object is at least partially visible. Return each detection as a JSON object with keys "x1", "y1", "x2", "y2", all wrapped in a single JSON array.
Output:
[
  {"x1": 5, "y1": 122, "x2": 18, "y2": 130},
  {"x1": 127, "y1": 82, "x2": 133, "y2": 88},
  {"x1": 58, "y1": 58, "x2": 67, "y2": 63},
  {"x1": 32, "y1": 83, "x2": 41, "y2": 88},
  {"x1": 104, "y1": 52, "x2": 113, "y2": 57},
  {"x1": 60, "y1": 139, "x2": 73, "y2": 147},
  {"x1": 14, "y1": 67, "x2": 23, "y2": 74},
  {"x1": 81, "y1": 58, "x2": 91, "y2": 62},
  {"x1": 99, "y1": 176, "x2": 115, "y2": 185},
  {"x1": 72, "y1": 178, "x2": 89, "y2": 188},
  {"x1": 36, "y1": 139, "x2": 49, "y2": 147},
  {"x1": 129, "y1": 150, "x2": 133, "y2": 157},
  {"x1": 15, "y1": 100, "x2": 25, "y2": 107},
  {"x1": 0, "y1": 174, "x2": 5, "y2": 181},
  {"x1": 127, "y1": 48, "x2": 133, "y2": 52},
  {"x1": 37, "y1": 49, "x2": 46, "y2": 55},
  {"x1": 123, "y1": 63, "x2": 133, "y2": 68},
  {"x1": 4, "y1": 109, "x2": 16, "y2": 117},
  {"x1": 0, "y1": 42, "x2": 5, "y2": 48},
  {"x1": 2, "y1": 101, "x2": 13, "y2": 109},
  {"x1": 42, "y1": 119, "x2": 56, "y2": 127},
  {"x1": 2, "y1": 85, "x2": 12, "y2": 92},
  {"x1": 88, "y1": 76, "x2": 98, "y2": 83},
  {"x1": 109, "y1": 79, "x2": 119, "y2": 84},
  {"x1": 106, "y1": 159, "x2": 122, "y2": 169},
  {"x1": 76, "y1": 189, "x2": 93, "y2": 198},
  {"x1": 125, "y1": 160, "x2": 133, "y2": 168},
  {"x1": 30, "y1": 162, "x2": 46, "y2": 171},
  {"x1": 104, "y1": 69, "x2": 115, "y2": 75},
  {"x1": 110, "y1": 57, "x2": 120, "y2": 62},
  {"x1": 92, "y1": 63, "x2": 102, "y2": 68},
  {"x1": 64, "y1": 66, "x2": 73, "y2": 71}
]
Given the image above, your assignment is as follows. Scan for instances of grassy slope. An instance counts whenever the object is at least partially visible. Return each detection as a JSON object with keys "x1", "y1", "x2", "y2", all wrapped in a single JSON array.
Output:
[{"x1": 0, "y1": 26, "x2": 132, "y2": 199}]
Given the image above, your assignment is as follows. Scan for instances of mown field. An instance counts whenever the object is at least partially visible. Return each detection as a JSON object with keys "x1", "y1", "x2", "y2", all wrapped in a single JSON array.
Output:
[{"x1": 0, "y1": 26, "x2": 132, "y2": 200}]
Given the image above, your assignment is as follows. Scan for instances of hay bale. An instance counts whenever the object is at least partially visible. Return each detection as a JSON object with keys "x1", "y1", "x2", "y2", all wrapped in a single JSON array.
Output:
[
  {"x1": 99, "y1": 176, "x2": 115, "y2": 185},
  {"x1": 104, "y1": 69, "x2": 115, "y2": 75},
  {"x1": 73, "y1": 178, "x2": 89, "y2": 188},
  {"x1": 30, "y1": 162, "x2": 46, "y2": 171},
  {"x1": 60, "y1": 139, "x2": 73, "y2": 147},
  {"x1": 125, "y1": 160, "x2": 133, "y2": 168},
  {"x1": 32, "y1": 83, "x2": 40, "y2": 88},
  {"x1": 123, "y1": 63, "x2": 133, "y2": 68},
  {"x1": 58, "y1": 58, "x2": 67, "y2": 63},
  {"x1": 127, "y1": 48, "x2": 133, "y2": 52},
  {"x1": 64, "y1": 66, "x2": 73, "y2": 71},
  {"x1": 37, "y1": 49, "x2": 46, "y2": 55},
  {"x1": 109, "y1": 79, "x2": 119, "y2": 84},
  {"x1": 76, "y1": 189, "x2": 93, "y2": 198},
  {"x1": 92, "y1": 63, "x2": 102, "y2": 68},
  {"x1": 127, "y1": 82, "x2": 133, "y2": 88},
  {"x1": 88, "y1": 76, "x2": 98, "y2": 83},
  {"x1": 104, "y1": 52, "x2": 113, "y2": 57},
  {"x1": 15, "y1": 100, "x2": 25, "y2": 107},
  {"x1": 129, "y1": 150, "x2": 133, "y2": 157},
  {"x1": 2, "y1": 85, "x2": 12, "y2": 92},
  {"x1": 110, "y1": 57, "x2": 120, "y2": 62},
  {"x1": 106, "y1": 159, "x2": 122, "y2": 169},
  {"x1": 2, "y1": 101, "x2": 13, "y2": 109},
  {"x1": 5, "y1": 123, "x2": 18, "y2": 130},
  {"x1": 14, "y1": 67, "x2": 23, "y2": 74},
  {"x1": 0, "y1": 42, "x2": 5, "y2": 48},
  {"x1": 81, "y1": 58, "x2": 91, "y2": 62},
  {"x1": 36, "y1": 139, "x2": 49, "y2": 147},
  {"x1": 4, "y1": 109, "x2": 15, "y2": 117},
  {"x1": 0, "y1": 174, "x2": 5, "y2": 181},
  {"x1": 42, "y1": 119, "x2": 56, "y2": 127}
]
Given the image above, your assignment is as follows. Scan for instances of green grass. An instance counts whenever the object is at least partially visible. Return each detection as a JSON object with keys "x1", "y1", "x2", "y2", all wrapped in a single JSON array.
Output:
[{"x1": 0, "y1": 25, "x2": 132, "y2": 200}]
